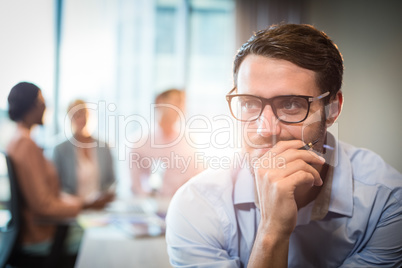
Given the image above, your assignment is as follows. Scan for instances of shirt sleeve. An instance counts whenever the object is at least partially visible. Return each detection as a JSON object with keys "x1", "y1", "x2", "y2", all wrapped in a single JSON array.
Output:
[
  {"x1": 166, "y1": 184, "x2": 240, "y2": 268},
  {"x1": 12, "y1": 137, "x2": 82, "y2": 218},
  {"x1": 339, "y1": 194, "x2": 402, "y2": 268},
  {"x1": 103, "y1": 143, "x2": 116, "y2": 188},
  {"x1": 52, "y1": 143, "x2": 69, "y2": 192}
]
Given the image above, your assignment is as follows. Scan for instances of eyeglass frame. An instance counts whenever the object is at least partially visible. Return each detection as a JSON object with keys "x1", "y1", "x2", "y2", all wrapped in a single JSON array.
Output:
[{"x1": 225, "y1": 88, "x2": 330, "y2": 123}]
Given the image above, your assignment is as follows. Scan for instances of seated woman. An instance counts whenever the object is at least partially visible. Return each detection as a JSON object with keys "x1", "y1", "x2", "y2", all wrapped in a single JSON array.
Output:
[
  {"x1": 6, "y1": 82, "x2": 84, "y2": 255},
  {"x1": 53, "y1": 99, "x2": 115, "y2": 206}
]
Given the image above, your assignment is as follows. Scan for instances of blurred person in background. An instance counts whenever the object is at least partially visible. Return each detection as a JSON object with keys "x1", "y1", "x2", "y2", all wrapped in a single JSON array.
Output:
[
  {"x1": 130, "y1": 89, "x2": 202, "y2": 198},
  {"x1": 6, "y1": 82, "x2": 85, "y2": 256},
  {"x1": 53, "y1": 99, "x2": 115, "y2": 207},
  {"x1": 166, "y1": 24, "x2": 402, "y2": 267}
]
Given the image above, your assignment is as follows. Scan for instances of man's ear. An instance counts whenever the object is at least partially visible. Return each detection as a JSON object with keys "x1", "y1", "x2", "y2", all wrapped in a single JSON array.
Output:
[{"x1": 325, "y1": 91, "x2": 343, "y2": 127}]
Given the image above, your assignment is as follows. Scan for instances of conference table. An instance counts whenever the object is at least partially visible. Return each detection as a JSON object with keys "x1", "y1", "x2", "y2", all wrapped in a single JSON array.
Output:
[{"x1": 74, "y1": 196, "x2": 171, "y2": 268}]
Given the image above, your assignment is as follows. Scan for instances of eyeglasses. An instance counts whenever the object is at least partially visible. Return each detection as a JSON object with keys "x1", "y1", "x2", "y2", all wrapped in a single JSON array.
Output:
[{"x1": 226, "y1": 88, "x2": 330, "y2": 123}]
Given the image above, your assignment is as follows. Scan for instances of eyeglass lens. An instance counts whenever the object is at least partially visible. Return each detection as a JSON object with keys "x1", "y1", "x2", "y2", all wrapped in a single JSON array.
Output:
[{"x1": 230, "y1": 95, "x2": 309, "y2": 123}]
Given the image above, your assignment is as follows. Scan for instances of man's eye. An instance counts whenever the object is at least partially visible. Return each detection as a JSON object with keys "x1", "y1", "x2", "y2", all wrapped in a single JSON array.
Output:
[
  {"x1": 280, "y1": 99, "x2": 305, "y2": 110},
  {"x1": 283, "y1": 101, "x2": 300, "y2": 109},
  {"x1": 275, "y1": 98, "x2": 308, "y2": 116},
  {"x1": 240, "y1": 99, "x2": 260, "y2": 110}
]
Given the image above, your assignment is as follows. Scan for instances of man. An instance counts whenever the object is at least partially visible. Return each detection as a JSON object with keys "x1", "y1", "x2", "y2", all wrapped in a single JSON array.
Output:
[
  {"x1": 166, "y1": 24, "x2": 402, "y2": 267},
  {"x1": 130, "y1": 89, "x2": 202, "y2": 198}
]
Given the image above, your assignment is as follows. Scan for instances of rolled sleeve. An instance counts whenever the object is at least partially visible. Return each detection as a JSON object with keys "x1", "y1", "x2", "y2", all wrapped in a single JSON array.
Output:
[{"x1": 166, "y1": 179, "x2": 240, "y2": 268}]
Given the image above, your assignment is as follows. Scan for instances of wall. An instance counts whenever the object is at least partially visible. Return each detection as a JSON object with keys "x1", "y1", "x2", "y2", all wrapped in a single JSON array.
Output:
[{"x1": 303, "y1": 0, "x2": 402, "y2": 172}]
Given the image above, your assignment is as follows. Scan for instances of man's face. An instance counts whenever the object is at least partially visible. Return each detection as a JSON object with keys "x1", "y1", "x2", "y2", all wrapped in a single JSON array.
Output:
[{"x1": 236, "y1": 55, "x2": 326, "y2": 172}]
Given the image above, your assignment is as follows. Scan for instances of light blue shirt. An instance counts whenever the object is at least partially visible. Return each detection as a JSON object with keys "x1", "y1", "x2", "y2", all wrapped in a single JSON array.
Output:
[{"x1": 166, "y1": 139, "x2": 402, "y2": 267}]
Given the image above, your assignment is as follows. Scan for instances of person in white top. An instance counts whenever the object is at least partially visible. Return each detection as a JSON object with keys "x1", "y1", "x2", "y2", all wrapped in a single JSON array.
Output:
[{"x1": 130, "y1": 89, "x2": 203, "y2": 198}]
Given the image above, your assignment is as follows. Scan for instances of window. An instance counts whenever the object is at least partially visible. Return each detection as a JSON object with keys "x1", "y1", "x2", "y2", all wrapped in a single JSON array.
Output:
[
  {"x1": 0, "y1": 0, "x2": 236, "y2": 195},
  {"x1": 0, "y1": 0, "x2": 54, "y2": 150}
]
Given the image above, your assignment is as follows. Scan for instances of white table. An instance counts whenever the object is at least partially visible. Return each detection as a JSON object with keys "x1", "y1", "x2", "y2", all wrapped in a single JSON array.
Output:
[
  {"x1": 75, "y1": 225, "x2": 170, "y2": 268},
  {"x1": 75, "y1": 197, "x2": 171, "y2": 268}
]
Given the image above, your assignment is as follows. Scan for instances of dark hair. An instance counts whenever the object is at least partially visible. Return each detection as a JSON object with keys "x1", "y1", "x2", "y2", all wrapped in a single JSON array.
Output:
[
  {"x1": 233, "y1": 24, "x2": 344, "y2": 99},
  {"x1": 7, "y1": 82, "x2": 40, "y2": 121}
]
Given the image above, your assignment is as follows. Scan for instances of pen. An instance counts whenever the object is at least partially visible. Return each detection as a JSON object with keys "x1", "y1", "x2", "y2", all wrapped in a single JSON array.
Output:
[{"x1": 298, "y1": 138, "x2": 320, "y2": 150}]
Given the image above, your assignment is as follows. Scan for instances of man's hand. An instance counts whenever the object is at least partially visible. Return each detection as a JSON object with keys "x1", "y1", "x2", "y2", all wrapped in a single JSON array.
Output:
[
  {"x1": 254, "y1": 140, "x2": 324, "y2": 236},
  {"x1": 248, "y1": 140, "x2": 325, "y2": 268}
]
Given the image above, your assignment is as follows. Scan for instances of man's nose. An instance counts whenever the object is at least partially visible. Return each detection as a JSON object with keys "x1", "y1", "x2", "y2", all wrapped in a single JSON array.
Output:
[{"x1": 256, "y1": 105, "x2": 281, "y2": 137}]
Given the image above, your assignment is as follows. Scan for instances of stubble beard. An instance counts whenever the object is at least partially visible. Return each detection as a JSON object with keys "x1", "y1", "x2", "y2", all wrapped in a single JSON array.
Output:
[{"x1": 245, "y1": 118, "x2": 327, "y2": 177}]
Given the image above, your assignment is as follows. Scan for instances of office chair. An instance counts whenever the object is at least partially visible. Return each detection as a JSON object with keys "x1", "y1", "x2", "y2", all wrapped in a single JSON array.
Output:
[
  {"x1": 0, "y1": 152, "x2": 20, "y2": 268},
  {"x1": 0, "y1": 152, "x2": 74, "y2": 268}
]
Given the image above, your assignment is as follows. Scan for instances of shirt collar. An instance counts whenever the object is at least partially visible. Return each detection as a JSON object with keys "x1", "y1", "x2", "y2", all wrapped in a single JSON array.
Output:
[
  {"x1": 327, "y1": 136, "x2": 353, "y2": 217},
  {"x1": 233, "y1": 167, "x2": 255, "y2": 205},
  {"x1": 311, "y1": 132, "x2": 353, "y2": 220}
]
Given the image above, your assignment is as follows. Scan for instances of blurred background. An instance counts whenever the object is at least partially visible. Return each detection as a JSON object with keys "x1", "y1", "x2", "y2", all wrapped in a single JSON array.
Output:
[{"x1": 0, "y1": 0, "x2": 401, "y2": 196}]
